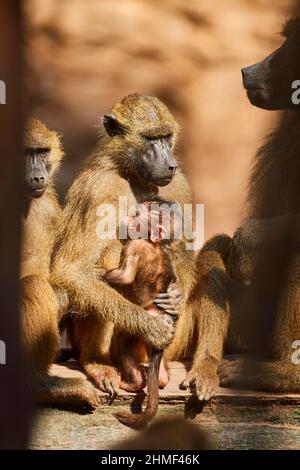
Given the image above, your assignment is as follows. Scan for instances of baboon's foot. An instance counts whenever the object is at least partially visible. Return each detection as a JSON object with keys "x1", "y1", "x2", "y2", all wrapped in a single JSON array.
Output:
[
  {"x1": 219, "y1": 358, "x2": 254, "y2": 389},
  {"x1": 158, "y1": 361, "x2": 169, "y2": 389},
  {"x1": 120, "y1": 368, "x2": 146, "y2": 392},
  {"x1": 84, "y1": 363, "x2": 121, "y2": 396},
  {"x1": 38, "y1": 376, "x2": 100, "y2": 408},
  {"x1": 119, "y1": 379, "x2": 146, "y2": 393},
  {"x1": 180, "y1": 363, "x2": 219, "y2": 401}
]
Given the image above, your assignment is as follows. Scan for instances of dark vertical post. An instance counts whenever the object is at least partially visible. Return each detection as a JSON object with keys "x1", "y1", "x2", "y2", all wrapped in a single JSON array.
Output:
[{"x1": 0, "y1": 0, "x2": 32, "y2": 449}]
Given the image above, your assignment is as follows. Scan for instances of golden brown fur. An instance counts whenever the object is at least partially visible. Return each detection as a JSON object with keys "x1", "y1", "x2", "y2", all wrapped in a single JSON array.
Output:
[
  {"x1": 194, "y1": 19, "x2": 300, "y2": 394},
  {"x1": 100, "y1": 201, "x2": 176, "y2": 428},
  {"x1": 50, "y1": 94, "x2": 203, "y2": 396},
  {"x1": 21, "y1": 119, "x2": 99, "y2": 407}
]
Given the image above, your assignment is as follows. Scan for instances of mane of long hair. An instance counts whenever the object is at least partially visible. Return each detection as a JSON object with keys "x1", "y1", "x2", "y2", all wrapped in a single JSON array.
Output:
[{"x1": 247, "y1": 111, "x2": 300, "y2": 219}]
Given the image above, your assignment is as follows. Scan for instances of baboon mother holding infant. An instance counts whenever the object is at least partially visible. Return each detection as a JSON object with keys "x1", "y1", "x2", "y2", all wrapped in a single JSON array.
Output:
[
  {"x1": 51, "y1": 93, "x2": 216, "y2": 399},
  {"x1": 27, "y1": 18, "x2": 300, "y2": 407}
]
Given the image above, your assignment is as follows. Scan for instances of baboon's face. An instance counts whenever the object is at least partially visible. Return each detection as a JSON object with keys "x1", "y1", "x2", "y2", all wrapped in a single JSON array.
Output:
[
  {"x1": 103, "y1": 114, "x2": 177, "y2": 187},
  {"x1": 137, "y1": 133, "x2": 177, "y2": 186},
  {"x1": 242, "y1": 19, "x2": 300, "y2": 110},
  {"x1": 103, "y1": 94, "x2": 179, "y2": 186},
  {"x1": 24, "y1": 147, "x2": 51, "y2": 198}
]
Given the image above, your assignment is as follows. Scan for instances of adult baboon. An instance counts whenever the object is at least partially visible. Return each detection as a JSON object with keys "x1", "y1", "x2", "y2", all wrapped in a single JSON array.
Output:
[
  {"x1": 21, "y1": 119, "x2": 99, "y2": 407},
  {"x1": 51, "y1": 94, "x2": 196, "y2": 395},
  {"x1": 193, "y1": 18, "x2": 300, "y2": 394}
]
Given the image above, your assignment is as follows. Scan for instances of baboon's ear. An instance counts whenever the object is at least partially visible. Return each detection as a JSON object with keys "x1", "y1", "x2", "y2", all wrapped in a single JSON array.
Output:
[{"x1": 103, "y1": 114, "x2": 125, "y2": 137}]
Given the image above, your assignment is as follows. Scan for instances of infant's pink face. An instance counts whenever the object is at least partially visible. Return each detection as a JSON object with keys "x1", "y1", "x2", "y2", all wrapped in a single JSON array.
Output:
[{"x1": 121, "y1": 202, "x2": 175, "y2": 242}]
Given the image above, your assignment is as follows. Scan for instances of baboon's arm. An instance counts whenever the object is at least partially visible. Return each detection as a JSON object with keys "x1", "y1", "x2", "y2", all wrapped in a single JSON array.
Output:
[
  {"x1": 233, "y1": 215, "x2": 300, "y2": 249},
  {"x1": 104, "y1": 255, "x2": 139, "y2": 285},
  {"x1": 166, "y1": 235, "x2": 232, "y2": 400},
  {"x1": 61, "y1": 263, "x2": 174, "y2": 350},
  {"x1": 51, "y1": 187, "x2": 175, "y2": 349},
  {"x1": 230, "y1": 215, "x2": 300, "y2": 283}
]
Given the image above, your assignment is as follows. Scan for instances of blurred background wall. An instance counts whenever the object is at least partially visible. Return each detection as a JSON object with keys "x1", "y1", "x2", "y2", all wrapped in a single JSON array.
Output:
[{"x1": 23, "y1": 0, "x2": 293, "y2": 240}]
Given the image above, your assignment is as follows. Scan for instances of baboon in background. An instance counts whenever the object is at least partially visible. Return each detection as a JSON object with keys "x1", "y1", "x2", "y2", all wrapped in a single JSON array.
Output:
[
  {"x1": 51, "y1": 93, "x2": 210, "y2": 396},
  {"x1": 21, "y1": 119, "x2": 99, "y2": 407},
  {"x1": 114, "y1": 418, "x2": 212, "y2": 450},
  {"x1": 191, "y1": 18, "x2": 300, "y2": 394}
]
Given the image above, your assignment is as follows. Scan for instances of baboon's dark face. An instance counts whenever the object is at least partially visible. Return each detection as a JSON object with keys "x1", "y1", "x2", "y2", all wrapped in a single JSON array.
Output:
[
  {"x1": 137, "y1": 134, "x2": 177, "y2": 186},
  {"x1": 24, "y1": 147, "x2": 51, "y2": 198},
  {"x1": 103, "y1": 114, "x2": 178, "y2": 187},
  {"x1": 242, "y1": 19, "x2": 300, "y2": 110}
]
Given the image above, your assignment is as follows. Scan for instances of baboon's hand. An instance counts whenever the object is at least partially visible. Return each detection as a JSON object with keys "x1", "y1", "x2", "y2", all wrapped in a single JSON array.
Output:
[
  {"x1": 180, "y1": 365, "x2": 219, "y2": 401},
  {"x1": 145, "y1": 313, "x2": 176, "y2": 350},
  {"x1": 84, "y1": 363, "x2": 121, "y2": 398},
  {"x1": 229, "y1": 220, "x2": 262, "y2": 285},
  {"x1": 153, "y1": 281, "x2": 183, "y2": 317}
]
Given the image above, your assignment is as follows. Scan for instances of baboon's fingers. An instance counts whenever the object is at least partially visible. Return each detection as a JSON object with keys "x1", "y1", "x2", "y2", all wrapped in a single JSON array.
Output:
[
  {"x1": 179, "y1": 380, "x2": 188, "y2": 390},
  {"x1": 179, "y1": 373, "x2": 195, "y2": 390},
  {"x1": 77, "y1": 381, "x2": 101, "y2": 408},
  {"x1": 107, "y1": 383, "x2": 116, "y2": 398},
  {"x1": 111, "y1": 378, "x2": 120, "y2": 397},
  {"x1": 111, "y1": 386, "x2": 119, "y2": 398},
  {"x1": 164, "y1": 310, "x2": 179, "y2": 318},
  {"x1": 154, "y1": 294, "x2": 181, "y2": 304},
  {"x1": 198, "y1": 386, "x2": 215, "y2": 401},
  {"x1": 154, "y1": 302, "x2": 176, "y2": 310},
  {"x1": 100, "y1": 378, "x2": 116, "y2": 397},
  {"x1": 154, "y1": 293, "x2": 170, "y2": 300}
]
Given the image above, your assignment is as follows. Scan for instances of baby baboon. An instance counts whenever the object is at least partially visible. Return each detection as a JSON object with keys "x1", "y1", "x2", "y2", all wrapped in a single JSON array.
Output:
[
  {"x1": 51, "y1": 94, "x2": 195, "y2": 395},
  {"x1": 100, "y1": 200, "x2": 177, "y2": 428},
  {"x1": 21, "y1": 119, "x2": 99, "y2": 407}
]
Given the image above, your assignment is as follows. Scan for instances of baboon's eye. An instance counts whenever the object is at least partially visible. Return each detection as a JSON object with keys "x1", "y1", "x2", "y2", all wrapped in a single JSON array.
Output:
[
  {"x1": 24, "y1": 147, "x2": 50, "y2": 158},
  {"x1": 144, "y1": 135, "x2": 158, "y2": 142},
  {"x1": 144, "y1": 134, "x2": 172, "y2": 142},
  {"x1": 37, "y1": 148, "x2": 51, "y2": 159},
  {"x1": 164, "y1": 133, "x2": 173, "y2": 143}
]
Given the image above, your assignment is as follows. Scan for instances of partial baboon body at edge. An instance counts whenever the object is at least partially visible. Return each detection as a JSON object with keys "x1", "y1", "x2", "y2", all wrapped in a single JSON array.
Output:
[
  {"x1": 194, "y1": 18, "x2": 300, "y2": 394},
  {"x1": 51, "y1": 93, "x2": 219, "y2": 398},
  {"x1": 21, "y1": 119, "x2": 99, "y2": 407}
]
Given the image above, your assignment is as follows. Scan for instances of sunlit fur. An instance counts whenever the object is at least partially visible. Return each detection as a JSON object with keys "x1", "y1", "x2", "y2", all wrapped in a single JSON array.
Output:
[
  {"x1": 21, "y1": 119, "x2": 100, "y2": 407},
  {"x1": 50, "y1": 94, "x2": 202, "y2": 395},
  {"x1": 195, "y1": 18, "x2": 300, "y2": 394}
]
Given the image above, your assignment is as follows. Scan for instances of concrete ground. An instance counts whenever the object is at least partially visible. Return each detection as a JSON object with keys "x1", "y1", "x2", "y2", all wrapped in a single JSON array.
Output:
[{"x1": 29, "y1": 361, "x2": 300, "y2": 450}]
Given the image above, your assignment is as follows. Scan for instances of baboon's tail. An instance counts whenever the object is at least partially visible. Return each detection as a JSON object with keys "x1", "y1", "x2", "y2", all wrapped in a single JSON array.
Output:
[{"x1": 114, "y1": 350, "x2": 162, "y2": 430}]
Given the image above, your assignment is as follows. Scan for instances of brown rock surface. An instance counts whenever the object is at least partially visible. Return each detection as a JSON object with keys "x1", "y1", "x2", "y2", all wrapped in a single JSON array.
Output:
[{"x1": 24, "y1": 0, "x2": 293, "y2": 238}]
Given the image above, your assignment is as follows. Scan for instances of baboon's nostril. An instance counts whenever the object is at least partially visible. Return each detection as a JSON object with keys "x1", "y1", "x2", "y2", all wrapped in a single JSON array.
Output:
[{"x1": 33, "y1": 176, "x2": 44, "y2": 183}]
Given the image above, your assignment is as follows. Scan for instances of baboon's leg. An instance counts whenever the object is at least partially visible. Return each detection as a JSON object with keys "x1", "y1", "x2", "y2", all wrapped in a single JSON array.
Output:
[
  {"x1": 69, "y1": 317, "x2": 120, "y2": 395},
  {"x1": 59, "y1": 269, "x2": 175, "y2": 349},
  {"x1": 158, "y1": 358, "x2": 169, "y2": 389},
  {"x1": 177, "y1": 241, "x2": 232, "y2": 400},
  {"x1": 21, "y1": 275, "x2": 100, "y2": 407},
  {"x1": 118, "y1": 335, "x2": 146, "y2": 393},
  {"x1": 220, "y1": 257, "x2": 300, "y2": 392},
  {"x1": 220, "y1": 359, "x2": 300, "y2": 392},
  {"x1": 21, "y1": 276, "x2": 59, "y2": 371}
]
